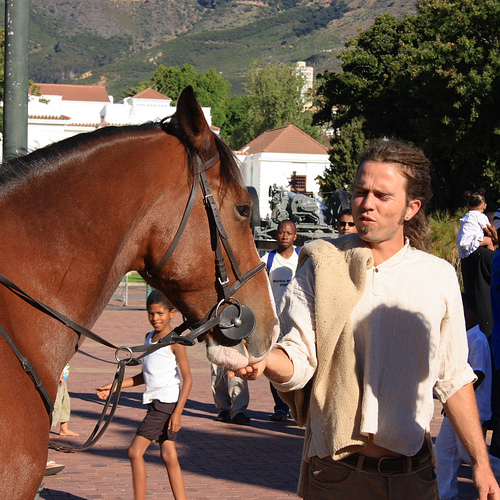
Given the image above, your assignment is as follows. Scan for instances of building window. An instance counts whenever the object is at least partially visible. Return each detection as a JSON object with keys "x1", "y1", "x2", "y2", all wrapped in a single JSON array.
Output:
[{"x1": 290, "y1": 172, "x2": 307, "y2": 193}]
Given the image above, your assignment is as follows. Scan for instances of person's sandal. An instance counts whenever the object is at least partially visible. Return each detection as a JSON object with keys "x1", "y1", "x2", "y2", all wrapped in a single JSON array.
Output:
[{"x1": 45, "y1": 461, "x2": 65, "y2": 476}]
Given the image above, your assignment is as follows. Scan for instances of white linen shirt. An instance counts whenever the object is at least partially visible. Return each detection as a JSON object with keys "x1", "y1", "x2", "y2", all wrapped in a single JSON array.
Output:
[{"x1": 274, "y1": 242, "x2": 475, "y2": 458}]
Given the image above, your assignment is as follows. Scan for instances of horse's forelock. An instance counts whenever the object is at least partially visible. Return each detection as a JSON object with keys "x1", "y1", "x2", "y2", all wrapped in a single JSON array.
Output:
[{"x1": 162, "y1": 119, "x2": 243, "y2": 193}]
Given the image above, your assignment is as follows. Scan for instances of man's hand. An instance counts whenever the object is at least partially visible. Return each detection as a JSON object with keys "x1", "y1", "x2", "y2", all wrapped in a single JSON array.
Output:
[
  {"x1": 228, "y1": 359, "x2": 268, "y2": 380},
  {"x1": 473, "y1": 463, "x2": 500, "y2": 500}
]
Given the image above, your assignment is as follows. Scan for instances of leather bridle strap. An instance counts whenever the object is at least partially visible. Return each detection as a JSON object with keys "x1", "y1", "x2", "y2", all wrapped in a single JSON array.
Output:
[
  {"x1": 0, "y1": 323, "x2": 54, "y2": 423},
  {"x1": 0, "y1": 272, "x2": 195, "y2": 358},
  {"x1": 141, "y1": 152, "x2": 220, "y2": 278},
  {"x1": 198, "y1": 168, "x2": 265, "y2": 300}
]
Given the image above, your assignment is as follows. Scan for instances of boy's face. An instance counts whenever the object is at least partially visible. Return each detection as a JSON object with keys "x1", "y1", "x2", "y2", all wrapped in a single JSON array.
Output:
[
  {"x1": 148, "y1": 303, "x2": 175, "y2": 332},
  {"x1": 277, "y1": 222, "x2": 297, "y2": 252}
]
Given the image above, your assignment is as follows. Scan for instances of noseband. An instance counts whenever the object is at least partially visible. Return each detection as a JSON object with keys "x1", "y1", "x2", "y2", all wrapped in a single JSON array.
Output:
[{"x1": 139, "y1": 151, "x2": 265, "y2": 344}]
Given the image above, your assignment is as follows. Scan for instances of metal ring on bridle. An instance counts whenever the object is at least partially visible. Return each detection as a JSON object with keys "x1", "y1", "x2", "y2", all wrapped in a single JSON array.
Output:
[
  {"x1": 115, "y1": 346, "x2": 134, "y2": 364},
  {"x1": 215, "y1": 297, "x2": 243, "y2": 329}
]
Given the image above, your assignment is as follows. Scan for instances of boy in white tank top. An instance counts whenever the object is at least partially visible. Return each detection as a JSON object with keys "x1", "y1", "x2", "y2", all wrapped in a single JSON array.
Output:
[{"x1": 97, "y1": 291, "x2": 192, "y2": 500}]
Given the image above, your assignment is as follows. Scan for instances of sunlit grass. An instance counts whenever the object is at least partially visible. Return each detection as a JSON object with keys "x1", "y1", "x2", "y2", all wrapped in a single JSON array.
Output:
[{"x1": 427, "y1": 209, "x2": 464, "y2": 288}]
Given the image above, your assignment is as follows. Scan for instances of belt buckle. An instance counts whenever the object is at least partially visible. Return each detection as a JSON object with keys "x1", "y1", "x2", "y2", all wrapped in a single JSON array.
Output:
[{"x1": 376, "y1": 457, "x2": 397, "y2": 475}]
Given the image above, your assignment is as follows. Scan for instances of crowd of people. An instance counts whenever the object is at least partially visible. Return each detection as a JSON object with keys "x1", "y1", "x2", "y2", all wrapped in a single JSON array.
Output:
[{"x1": 49, "y1": 140, "x2": 500, "y2": 500}]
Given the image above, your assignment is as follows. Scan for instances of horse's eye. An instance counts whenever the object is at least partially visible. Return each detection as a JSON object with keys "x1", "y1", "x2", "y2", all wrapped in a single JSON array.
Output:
[{"x1": 236, "y1": 204, "x2": 251, "y2": 219}]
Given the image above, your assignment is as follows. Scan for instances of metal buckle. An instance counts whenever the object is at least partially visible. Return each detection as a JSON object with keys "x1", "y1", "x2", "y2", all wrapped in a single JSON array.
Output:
[{"x1": 376, "y1": 457, "x2": 399, "y2": 475}]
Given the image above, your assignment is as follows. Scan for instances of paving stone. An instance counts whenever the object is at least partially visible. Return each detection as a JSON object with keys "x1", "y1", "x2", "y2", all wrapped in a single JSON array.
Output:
[{"x1": 40, "y1": 293, "x2": 481, "y2": 499}]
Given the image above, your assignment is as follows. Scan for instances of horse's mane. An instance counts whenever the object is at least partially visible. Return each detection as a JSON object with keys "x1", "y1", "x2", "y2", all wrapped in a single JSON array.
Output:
[
  {"x1": 0, "y1": 119, "x2": 243, "y2": 193},
  {"x1": 0, "y1": 121, "x2": 161, "y2": 186}
]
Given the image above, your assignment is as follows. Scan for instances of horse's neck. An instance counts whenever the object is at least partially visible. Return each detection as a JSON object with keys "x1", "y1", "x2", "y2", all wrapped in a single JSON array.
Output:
[{"x1": 0, "y1": 131, "x2": 178, "y2": 323}]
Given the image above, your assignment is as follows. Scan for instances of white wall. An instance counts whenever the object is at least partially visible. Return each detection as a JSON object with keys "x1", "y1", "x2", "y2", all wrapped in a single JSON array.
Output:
[
  {"x1": 26, "y1": 94, "x2": 212, "y2": 154},
  {"x1": 237, "y1": 151, "x2": 330, "y2": 219}
]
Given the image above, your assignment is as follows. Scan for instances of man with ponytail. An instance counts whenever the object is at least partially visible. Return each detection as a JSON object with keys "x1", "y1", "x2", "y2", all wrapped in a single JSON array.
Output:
[{"x1": 236, "y1": 139, "x2": 500, "y2": 500}]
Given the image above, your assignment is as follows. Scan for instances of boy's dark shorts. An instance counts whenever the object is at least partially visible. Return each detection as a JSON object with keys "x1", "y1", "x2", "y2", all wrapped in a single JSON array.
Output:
[{"x1": 136, "y1": 400, "x2": 177, "y2": 443}]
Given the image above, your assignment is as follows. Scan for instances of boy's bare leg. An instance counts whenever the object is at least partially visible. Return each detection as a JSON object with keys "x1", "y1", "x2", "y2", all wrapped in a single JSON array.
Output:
[
  {"x1": 128, "y1": 435, "x2": 151, "y2": 500},
  {"x1": 160, "y1": 440, "x2": 187, "y2": 500}
]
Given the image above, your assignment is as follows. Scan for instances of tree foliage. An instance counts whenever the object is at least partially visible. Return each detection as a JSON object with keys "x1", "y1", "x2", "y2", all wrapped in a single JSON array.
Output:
[
  {"x1": 0, "y1": 30, "x2": 4, "y2": 102},
  {"x1": 222, "y1": 60, "x2": 321, "y2": 150},
  {"x1": 314, "y1": 0, "x2": 500, "y2": 209},
  {"x1": 317, "y1": 118, "x2": 368, "y2": 198},
  {"x1": 125, "y1": 63, "x2": 231, "y2": 127}
]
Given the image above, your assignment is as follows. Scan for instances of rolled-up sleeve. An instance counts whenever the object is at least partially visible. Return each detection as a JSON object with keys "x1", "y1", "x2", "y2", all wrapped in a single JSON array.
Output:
[
  {"x1": 272, "y1": 259, "x2": 319, "y2": 392},
  {"x1": 433, "y1": 266, "x2": 476, "y2": 403}
]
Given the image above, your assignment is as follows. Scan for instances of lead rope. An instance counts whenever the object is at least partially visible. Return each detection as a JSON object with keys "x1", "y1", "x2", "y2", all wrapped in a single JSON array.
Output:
[{"x1": 49, "y1": 359, "x2": 127, "y2": 453}]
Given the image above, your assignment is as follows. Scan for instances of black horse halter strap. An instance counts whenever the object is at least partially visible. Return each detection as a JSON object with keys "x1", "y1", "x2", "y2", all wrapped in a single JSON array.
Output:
[
  {"x1": 198, "y1": 168, "x2": 264, "y2": 299},
  {"x1": 0, "y1": 323, "x2": 54, "y2": 422},
  {"x1": 143, "y1": 152, "x2": 220, "y2": 277},
  {"x1": 142, "y1": 152, "x2": 265, "y2": 342}
]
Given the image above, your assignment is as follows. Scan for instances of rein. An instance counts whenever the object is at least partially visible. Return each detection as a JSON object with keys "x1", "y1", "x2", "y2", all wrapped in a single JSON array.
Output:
[{"x1": 0, "y1": 149, "x2": 265, "y2": 451}]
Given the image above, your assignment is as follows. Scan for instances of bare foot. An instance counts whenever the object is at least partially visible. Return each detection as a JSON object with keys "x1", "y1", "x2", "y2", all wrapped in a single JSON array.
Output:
[{"x1": 59, "y1": 425, "x2": 79, "y2": 437}]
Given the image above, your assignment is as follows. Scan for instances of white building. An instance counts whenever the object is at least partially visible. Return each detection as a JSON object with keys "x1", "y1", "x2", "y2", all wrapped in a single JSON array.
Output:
[
  {"x1": 296, "y1": 61, "x2": 314, "y2": 109},
  {"x1": 26, "y1": 84, "x2": 213, "y2": 153},
  {"x1": 236, "y1": 124, "x2": 330, "y2": 220}
]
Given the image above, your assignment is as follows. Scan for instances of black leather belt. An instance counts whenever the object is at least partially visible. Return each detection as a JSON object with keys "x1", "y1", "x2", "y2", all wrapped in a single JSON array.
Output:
[{"x1": 340, "y1": 445, "x2": 430, "y2": 475}]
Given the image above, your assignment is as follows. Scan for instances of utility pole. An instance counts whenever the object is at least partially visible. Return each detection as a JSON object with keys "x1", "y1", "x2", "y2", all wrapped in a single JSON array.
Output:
[{"x1": 3, "y1": 0, "x2": 29, "y2": 161}]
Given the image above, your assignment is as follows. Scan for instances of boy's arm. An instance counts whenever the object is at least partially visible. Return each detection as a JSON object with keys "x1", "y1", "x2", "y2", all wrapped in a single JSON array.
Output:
[
  {"x1": 96, "y1": 372, "x2": 144, "y2": 399},
  {"x1": 169, "y1": 344, "x2": 193, "y2": 433}
]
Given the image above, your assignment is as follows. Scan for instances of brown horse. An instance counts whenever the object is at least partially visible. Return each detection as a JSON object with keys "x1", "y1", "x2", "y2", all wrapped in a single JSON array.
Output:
[{"x1": 0, "y1": 87, "x2": 277, "y2": 499}]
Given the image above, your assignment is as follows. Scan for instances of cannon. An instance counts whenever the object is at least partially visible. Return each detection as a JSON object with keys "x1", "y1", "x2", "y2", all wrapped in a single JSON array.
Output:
[{"x1": 249, "y1": 184, "x2": 346, "y2": 249}]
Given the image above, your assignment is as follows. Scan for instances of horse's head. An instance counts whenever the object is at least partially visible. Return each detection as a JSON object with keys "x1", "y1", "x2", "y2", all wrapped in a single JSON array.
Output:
[{"x1": 143, "y1": 86, "x2": 278, "y2": 370}]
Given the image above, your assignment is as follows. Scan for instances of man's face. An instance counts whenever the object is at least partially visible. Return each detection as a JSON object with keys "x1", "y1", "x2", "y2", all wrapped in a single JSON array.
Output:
[
  {"x1": 277, "y1": 222, "x2": 297, "y2": 251},
  {"x1": 337, "y1": 214, "x2": 357, "y2": 235},
  {"x1": 352, "y1": 161, "x2": 420, "y2": 252}
]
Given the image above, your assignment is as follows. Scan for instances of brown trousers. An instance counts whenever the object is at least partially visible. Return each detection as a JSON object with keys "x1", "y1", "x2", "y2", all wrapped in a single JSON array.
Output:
[{"x1": 303, "y1": 455, "x2": 439, "y2": 500}]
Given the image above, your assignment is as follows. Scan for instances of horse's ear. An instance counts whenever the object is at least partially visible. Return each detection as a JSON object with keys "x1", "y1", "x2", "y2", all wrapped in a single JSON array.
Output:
[{"x1": 174, "y1": 86, "x2": 217, "y2": 160}]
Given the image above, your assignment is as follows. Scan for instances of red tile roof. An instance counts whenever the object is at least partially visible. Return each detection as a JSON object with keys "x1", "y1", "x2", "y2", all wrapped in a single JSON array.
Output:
[
  {"x1": 242, "y1": 125, "x2": 328, "y2": 155},
  {"x1": 133, "y1": 88, "x2": 171, "y2": 100},
  {"x1": 32, "y1": 84, "x2": 110, "y2": 103},
  {"x1": 28, "y1": 115, "x2": 71, "y2": 120}
]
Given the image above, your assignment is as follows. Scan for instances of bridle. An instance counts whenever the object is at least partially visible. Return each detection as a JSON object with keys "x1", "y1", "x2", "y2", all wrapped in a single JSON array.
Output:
[
  {"x1": 0, "y1": 146, "x2": 265, "y2": 450},
  {"x1": 139, "y1": 150, "x2": 265, "y2": 344}
]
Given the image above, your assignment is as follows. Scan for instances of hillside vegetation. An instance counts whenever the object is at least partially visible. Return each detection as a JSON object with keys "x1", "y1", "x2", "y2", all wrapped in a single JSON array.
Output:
[{"x1": 0, "y1": 0, "x2": 416, "y2": 99}]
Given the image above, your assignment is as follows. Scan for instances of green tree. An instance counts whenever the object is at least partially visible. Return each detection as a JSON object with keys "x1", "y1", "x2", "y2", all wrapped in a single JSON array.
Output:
[
  {"x1": 317, "y1": 118, "x2": 368, "y2": 198},
  {"x1": 0, "y1": 30, "x2": 4, "y2": 102},
  {"x1": 314, "y1": 0, "x2": 500, "y2": 210},
  {"x1": 220, "y1": 94, "x2": 253, "y2": 149},
  {"x1": 125, "y1": 63, "x2": 231, "y2": 127},
  {"x1": 246, "y1": 60, "x2": 305, "y2": 137},
  {"x1": 0, "y1": 30, "x2": 4, "y2": 133},
  {"x1": 222, "y1": 60, "x2": 322, "y2": 150}
]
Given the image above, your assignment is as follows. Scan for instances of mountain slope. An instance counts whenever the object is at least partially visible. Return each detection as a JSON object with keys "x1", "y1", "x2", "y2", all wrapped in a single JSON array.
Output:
[{"x1": 2, "y1": 0, "x2": 417, "y2": 98}]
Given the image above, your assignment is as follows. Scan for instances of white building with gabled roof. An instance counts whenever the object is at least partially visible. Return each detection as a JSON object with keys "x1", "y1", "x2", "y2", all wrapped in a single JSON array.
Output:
[
  {"x1": 26, "y1": 84, "x2": 213, "y2": 153},
  {"x1": 235, "y1": 124, "x2": 330, "y2": 219}
]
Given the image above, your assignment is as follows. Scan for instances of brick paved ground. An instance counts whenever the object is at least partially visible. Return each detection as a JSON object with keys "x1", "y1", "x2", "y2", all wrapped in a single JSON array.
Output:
[{"x1": 40, "y1": 288, "x2": 479, "y2": 499}]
